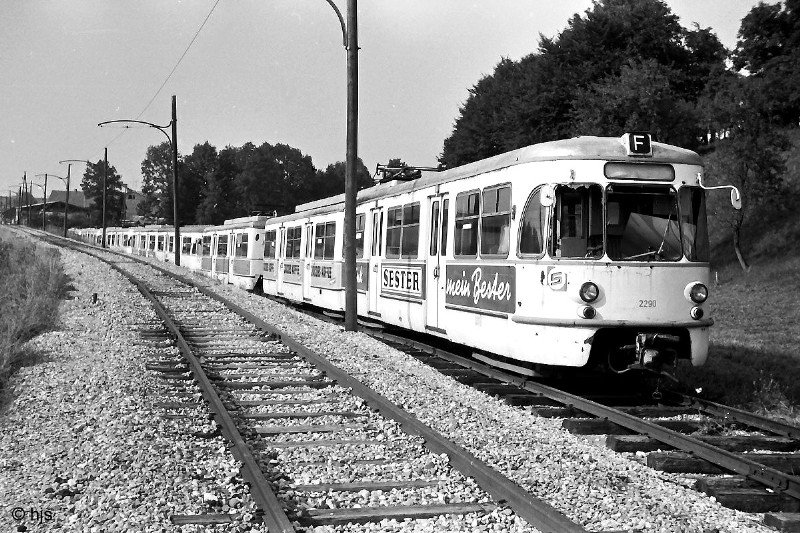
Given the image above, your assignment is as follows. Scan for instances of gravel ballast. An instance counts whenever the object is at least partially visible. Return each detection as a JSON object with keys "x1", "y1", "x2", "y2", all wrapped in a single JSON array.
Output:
[
  {"x1": 0, "y1": 236, "x2": 268, "y2": 532},
  {"x1": 153, "y1": 261, "x2": 776, "y2": 533},
  {"x1": 0, "y1": 233, "x2": 779, "y2": 532}
]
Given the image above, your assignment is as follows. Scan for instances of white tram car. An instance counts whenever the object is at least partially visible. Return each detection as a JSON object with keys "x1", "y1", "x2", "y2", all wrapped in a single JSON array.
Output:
[{"x1": 69, "y1": 134, "x2": 740, "y2": 374}]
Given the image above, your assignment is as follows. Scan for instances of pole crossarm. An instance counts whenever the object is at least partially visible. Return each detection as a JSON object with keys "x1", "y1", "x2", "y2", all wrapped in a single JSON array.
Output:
[
  {"x1": 322, "y1": 0, "x2": 348, "y2": 48},
  {"x1": 98, "y1": 119, "x2": 173, "y2": 144}
]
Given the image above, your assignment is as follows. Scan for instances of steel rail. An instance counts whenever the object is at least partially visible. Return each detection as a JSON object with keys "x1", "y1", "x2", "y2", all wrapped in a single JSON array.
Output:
[
  {"x1": 41, "y1": 236, "x2": 296, "y2": 533},
  {"x1": 40, "y1": 231, "x2": 587, "y2": 533},
  {"x1": 369, "y1": 330, "x2": 800, "y2": 501},
  {"x1": 677, "y1": 394, "x2": 800, "y2": 439}
]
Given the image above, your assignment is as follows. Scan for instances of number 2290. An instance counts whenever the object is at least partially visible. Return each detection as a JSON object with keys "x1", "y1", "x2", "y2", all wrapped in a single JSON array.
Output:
[{"x1": 638, "y1": 299, "x2": 657, "y2": 308}]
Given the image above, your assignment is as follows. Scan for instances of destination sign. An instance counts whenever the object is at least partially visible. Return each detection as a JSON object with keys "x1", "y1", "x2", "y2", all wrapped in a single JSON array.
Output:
[
  {"x1": 445, "y1": 264, "x2": 515, "y2": 314},
  {"x1": 282, "y1": 261, "x2": 301, "y2": 284},
  {"x1": 263, "y1": 260, "x2": 277, "y2": 280}
]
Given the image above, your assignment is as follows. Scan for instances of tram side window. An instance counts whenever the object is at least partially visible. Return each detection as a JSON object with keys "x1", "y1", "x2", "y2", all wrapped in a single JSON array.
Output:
[
  {"x1": 234, "y1": 233, "x2": 248, "y2": 257},
  {"x1": 371, "y1": 211, "x2": 383, "y2": 256},
  {"x1": 264, "y1": 230, "x2": 277, "y2": 259},
  {"x1": 285, "y1": 226, "x2": 302, "y2": 259},
  {"x1": 149, "y1": 236, "x2": 156, "y2": 251},
  {"x1": 201, "y1": 236, "x2": 211, "y2": 256},
  {"x1": 305, "y1": 226, "x2": 314, "y2": 258},
  {"x1": 481, "y1": 185, "x2": 511, "y2": 257},
  {"x1": 454, "y1": 191, "x2": 479, "y2": 257},
  {"x1": 551, "y1": 185, "x2": 603, "y2": 259},
  {"x1": 355, "y1": 214, "x2": 365, "y2": 258},
  {"x1": 429, "y1": 201, "x2": 440, "y2": 256},
  {"x1": 441, "y1": 199, "x2": 449, "y2": 256},
  {"x1": 182, "y1": 237, "x2": 191, "y2": 254},
  {"x1": 314, "y1": 222, "x2": 336, "y2": 260},
  {"x1": 519, "y1": 187, "x2": 547, "y2": 256},
  {"x1": 386, "y1": 203, "x2": 420, "y2": 259},
  {"x1": 217, "y1": 234, "x2": 229, "y2": 257}
]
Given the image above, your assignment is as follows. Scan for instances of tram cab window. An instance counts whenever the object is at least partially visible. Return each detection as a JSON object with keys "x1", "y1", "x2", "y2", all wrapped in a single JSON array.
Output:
[
  {"x1": 519, "y1": 187, "x2": 547, "y2": 256},
  {"x1": 314, "y1": 222, "x2": 336, "y2": 260},
  {"x1": 679, "y1": 187, "x2": 709, "y2": 262},
  {"x1": 551, "y1": 185, "x2": 603, "y2": 259},
  {"x1": 182, "y1": 237, "x2": 191, "y2": 254},
  {"x1": 264, "y1": 230, "x2": 277, "y2": 259},
  {"x1": 481, "y1": 185, "x2": 511, "y2": 257},
  {"x1": 285, "y1": 227, "x2": 302, "y2": 259},
  {"x1": 606, "y1": 184, "x2": 681, "y2": 261},
  {"x1": 201, "y1": 236, "x2": 211, "y2": 256},
  {"x1": 157, "y1": 236, "x2": 165, "y2": 251},
  {"x1": 234, "y1": 233, "x2": 248, "y2": 257},
  {"x1": 355, "y1": 214, "x2": 365, "y2": 258},
  {"x1": 455, "y1": 192, "x2": 479, "y2": 257},
  {"x1": 217, "y1": 234, "x2": 229, "y2": 257},
  {"x1": 386, "y1": 203, "x2": 420, "y2": 259}
]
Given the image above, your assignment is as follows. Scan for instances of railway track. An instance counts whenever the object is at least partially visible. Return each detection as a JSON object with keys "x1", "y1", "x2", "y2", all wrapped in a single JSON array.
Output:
[
  {"x1": 364, "y1": 330, "x2": 800, "y2": 532},
  {"x1": 39, "y1": 232, "x2": 590, "y2": 532}
]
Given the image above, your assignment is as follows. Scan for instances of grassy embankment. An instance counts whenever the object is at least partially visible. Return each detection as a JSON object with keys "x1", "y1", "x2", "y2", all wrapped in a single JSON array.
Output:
[
  {"x1": 0, "y1": 228, "x2": 71, "y2": 391},
  {"x1": 676, "y1": 129, "x2": 800, "y2": 418}
]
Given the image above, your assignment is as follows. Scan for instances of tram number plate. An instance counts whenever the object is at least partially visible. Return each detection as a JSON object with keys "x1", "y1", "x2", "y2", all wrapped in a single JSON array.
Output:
[{"x1": 638, "y1": 299, "x2": 657, "y2": 308}]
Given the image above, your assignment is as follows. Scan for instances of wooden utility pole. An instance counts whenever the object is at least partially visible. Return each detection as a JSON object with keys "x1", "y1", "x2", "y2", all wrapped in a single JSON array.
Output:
[
  {"x1": 172, "y1": 95, "x2": 180, "y2": 266},
  {"x1": 102, "y1": 148, "x2": 108, "y2": 248},
  {"x1": 343, "y1": 0, "x2": 358, "y2": 331}
]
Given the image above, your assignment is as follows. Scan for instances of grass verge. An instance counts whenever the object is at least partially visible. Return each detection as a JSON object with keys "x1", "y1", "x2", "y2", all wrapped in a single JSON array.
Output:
[
  {"x1": 0, "y1": 228, "x2": 72, "y2": 391},
  {"x1": 676, "y1": 255, "x2": 800, "y2": 421}
]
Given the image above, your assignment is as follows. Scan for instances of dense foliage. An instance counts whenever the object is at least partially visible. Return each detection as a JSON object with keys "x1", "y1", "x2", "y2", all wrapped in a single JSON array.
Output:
[
  {"x1": 137, "y1": 141, "x2": 373, "y2": 226},
  {"x1": 440, "y1": 0, "x2": 727, "y2": 167},
  {"x1": 440, "y1": 0, "x2": 799, "y2": 270}
]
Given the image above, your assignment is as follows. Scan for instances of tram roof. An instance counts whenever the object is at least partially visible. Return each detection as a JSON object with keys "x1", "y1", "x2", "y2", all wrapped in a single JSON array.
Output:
[{"x1": 280, "y1": 136, "x2": 702, "y2": 224}]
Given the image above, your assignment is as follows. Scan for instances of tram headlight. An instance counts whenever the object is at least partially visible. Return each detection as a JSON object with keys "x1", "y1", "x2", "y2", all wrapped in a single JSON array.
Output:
[
  {"x1": 579, "y1": 282, "x2": 599, "y2": 303},
  {"x1": 578, "y1": 305, "x2": 596, "y2": 319},
  {"x1": 685, "y1": 282, "x2": 708, "y2": 304}
]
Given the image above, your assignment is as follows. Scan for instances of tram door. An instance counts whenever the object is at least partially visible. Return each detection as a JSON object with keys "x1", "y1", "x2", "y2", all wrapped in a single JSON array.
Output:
[
  {"x1": 425, "y1": 194, "x2": 447, "y2": 331},
  {"x1": 277, "y1": 227, "x2": 286, "y2": 295},
  {"x1": 302, "y1": 222, "x2": 314, "y2": 301},
  {"x1": 368, "y1": 208, "x2": 383, "y2": 316}
]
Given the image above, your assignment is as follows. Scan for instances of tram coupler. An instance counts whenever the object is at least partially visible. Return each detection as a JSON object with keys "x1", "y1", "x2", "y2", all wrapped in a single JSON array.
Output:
[
  {"x1": 632, "y1": 332, "x2": 680, "y2": 369},
  {"x1": 612, "y1": 332, "x2": 681, "y2": 375}
]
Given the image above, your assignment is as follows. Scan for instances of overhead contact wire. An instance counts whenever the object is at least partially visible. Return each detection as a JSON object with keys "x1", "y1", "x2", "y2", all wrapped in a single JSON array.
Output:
[{"x1": 104, "y1": 0, "x2": 222, "y2": 149}]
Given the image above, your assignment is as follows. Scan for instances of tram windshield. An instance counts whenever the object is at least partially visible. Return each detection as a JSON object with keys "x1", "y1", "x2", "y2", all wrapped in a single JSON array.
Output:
[
  {"x1": 606, "y1": 184, "x2": 681, "y2": 261},
  {"x1": 550, "y1": 184, "x2": 708, "y2": 262}
]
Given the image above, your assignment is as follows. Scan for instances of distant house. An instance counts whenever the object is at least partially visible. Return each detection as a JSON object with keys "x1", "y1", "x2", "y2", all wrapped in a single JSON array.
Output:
[
  {"x1": 122, "y1": 186, "x2": 145, "y2": 222},
  {"x1": 47, "y1": 189, "x2": 92, "y2": 209}
]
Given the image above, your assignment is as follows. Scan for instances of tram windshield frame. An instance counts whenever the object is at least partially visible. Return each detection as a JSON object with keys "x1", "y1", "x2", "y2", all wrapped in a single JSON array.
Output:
[{"x1": 549, "y1": 183, "x2": 709, "y2": 262}]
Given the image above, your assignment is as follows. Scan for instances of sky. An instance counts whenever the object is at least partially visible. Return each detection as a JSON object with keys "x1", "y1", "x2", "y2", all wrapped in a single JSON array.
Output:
[{"x1": 0, "y1": 0, "x2": 764, "y2": 201}]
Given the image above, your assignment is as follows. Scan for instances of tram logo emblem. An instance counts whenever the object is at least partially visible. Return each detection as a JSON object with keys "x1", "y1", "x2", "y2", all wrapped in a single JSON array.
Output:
[{"x1": 547, "y1": 268, "x2": 567, "y2": 290}]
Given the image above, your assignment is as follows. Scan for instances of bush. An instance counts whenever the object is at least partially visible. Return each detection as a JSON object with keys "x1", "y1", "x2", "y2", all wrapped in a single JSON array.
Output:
[{"x1": 0, "y1": 230, "x2": 71, "y2": 390}]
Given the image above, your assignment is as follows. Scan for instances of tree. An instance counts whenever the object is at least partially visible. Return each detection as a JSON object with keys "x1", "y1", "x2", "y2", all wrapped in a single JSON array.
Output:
[
  {"x1": 232, "y1": 142, "x2": 316, "y2": 216},
  {"x1": 702, "y1": 77, "x2": 789, "y2": 271},
  {"x1": 196, "y1": 145, "x2": 240, "y2": 225},
  {"x1": 81, "y1": 159, "x2": 125, "y2": 227},
  {"x1": 440, "y1": 0, "x2": 727, "y2": 166},
  {"x1": 306, "y1": 159, "x2": 372, "y2": 202},
  {"x1": 138, "y1": 142, "x2": 174, "y2": 223},
  {"x1": 570, "y1": 59, "x2": 696, "y2": 147},
  {"x1": 733, "y1": 0, "x2": 800, "y2": 125},
  {"x1": 181, "y1": 142, "x2": 217, "y2": 225}
]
